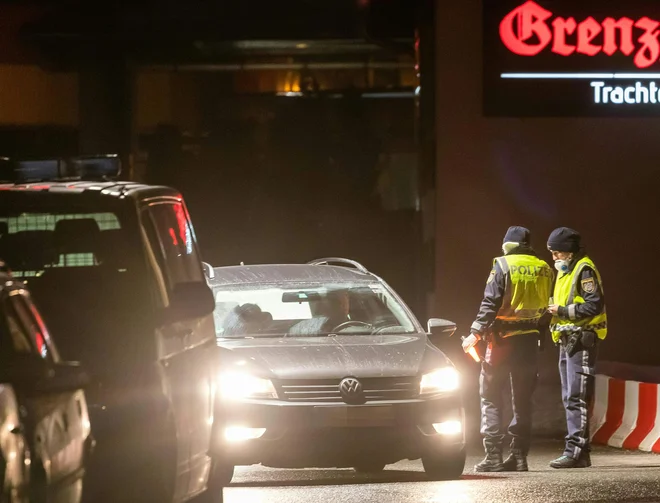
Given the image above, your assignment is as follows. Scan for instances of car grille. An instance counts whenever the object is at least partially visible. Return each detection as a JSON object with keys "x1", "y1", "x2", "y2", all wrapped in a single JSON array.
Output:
[{"x1": 276, "y1": 377, "x2": 420, "y2": 403}]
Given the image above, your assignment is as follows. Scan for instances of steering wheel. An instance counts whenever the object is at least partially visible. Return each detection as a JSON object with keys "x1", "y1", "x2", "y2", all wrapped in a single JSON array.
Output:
[{"x1": 332, "y1": 320, "x2": 373, "y2": 332}]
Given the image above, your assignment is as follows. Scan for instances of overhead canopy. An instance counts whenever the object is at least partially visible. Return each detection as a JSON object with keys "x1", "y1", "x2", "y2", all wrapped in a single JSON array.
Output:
[{"x1": 20, "y1": 0, "x2": 416, "y2": 66}]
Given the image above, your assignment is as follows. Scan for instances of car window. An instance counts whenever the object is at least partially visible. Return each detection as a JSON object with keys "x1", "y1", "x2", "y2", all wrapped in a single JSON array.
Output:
[
  {"x1": 2, "y1": 298, "x2": 36, "y2": 356},
  {"x1": 24, "y1": 298, "x2": 60, "y2": 361},
  {"x1": 213, "y1": 283, "x2": 417, "y2": 338},
  {"x1": 11, "y1": 295, "x2": 54, "y2": 360},
  {"x1": 0, "y1": 212, "x2": 122, "y2": 278},
  {"x1": 143, "y1": 202, "x2": 204, "y2": 291},
  {"x1": 9, "y1": 294, "x2": 51, "y2": 360},
  {"x1": 0, "y1": 201, "x2": 151, "y2": 366}
]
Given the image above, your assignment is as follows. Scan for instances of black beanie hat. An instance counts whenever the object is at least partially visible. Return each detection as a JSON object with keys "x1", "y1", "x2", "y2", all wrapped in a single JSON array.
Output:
[
  {"x1": 547, "y1": 227, "x2": 581, "y2": 253},
  {"x1": 503, "y1": 226, "x2": 531, "y2": 246}
]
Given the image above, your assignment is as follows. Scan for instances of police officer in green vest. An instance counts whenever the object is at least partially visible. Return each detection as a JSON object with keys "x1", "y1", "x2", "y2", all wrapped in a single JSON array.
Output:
[
  {"x1": 463, "y1": 226, "x2": 553, "y2": 472},
  {"x1": 547, "y1": 227, "x2": 606, "y2": 469}
]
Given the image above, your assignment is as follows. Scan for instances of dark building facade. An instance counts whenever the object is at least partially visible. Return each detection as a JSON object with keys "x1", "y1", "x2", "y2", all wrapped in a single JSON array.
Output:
[{"x1": 435, "y1": 0, "x2": 660, "y2": 369}]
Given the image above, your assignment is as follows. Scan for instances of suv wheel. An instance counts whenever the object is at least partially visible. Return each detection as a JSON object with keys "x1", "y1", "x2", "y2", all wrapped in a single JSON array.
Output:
[
  {"x1": 28, "y1": 462, "x2": 48, "y2": 503},
  {"x1": 422, "y1": 448, "x2": 466, "y2": 481},
  {"x1": 137, "y1": 417, "x2": 177, "y2": 503},
  {"x1": 194, "y1": 460, "x2": 233, "y2": 503},
  {"x1": 209, "y1": 459, "x2": 235, "y2": 489}
]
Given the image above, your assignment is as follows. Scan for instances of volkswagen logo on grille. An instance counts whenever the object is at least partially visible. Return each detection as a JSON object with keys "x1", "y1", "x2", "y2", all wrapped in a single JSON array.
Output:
[{"x1": 339, "y1": 377, "x2": 365, "y2": 405}]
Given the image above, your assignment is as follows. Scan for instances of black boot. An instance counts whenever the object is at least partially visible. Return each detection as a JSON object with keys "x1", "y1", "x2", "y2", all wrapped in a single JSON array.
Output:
[
  {"x1": 549, "y1": 451, "x2": 591, "y2": 469},
  {"x1": 502, "y1": 449, "x2": 528, "y2": 472},
  {"x1": 475, "y1": 447, "x2": 505, "y2": 472}
]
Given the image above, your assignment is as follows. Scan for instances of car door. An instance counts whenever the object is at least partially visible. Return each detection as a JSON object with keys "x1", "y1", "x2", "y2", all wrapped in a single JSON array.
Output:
[
  {"x1": 7, "y1": 290, "x2": 89, "y2": 495},
  {"x1": 0, "y1": 294, "x2": 30, "y2": 500},
  {"x1": 141, "y1": 198, "x2": 215, "y2": 500}
]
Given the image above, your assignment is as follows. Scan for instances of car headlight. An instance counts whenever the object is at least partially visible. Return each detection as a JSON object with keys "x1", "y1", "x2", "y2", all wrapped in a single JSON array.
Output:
[
  {"x1": 218, "y1": 371, "x2": 278, "y2": 400},
  {"x1": 420, "y1": 367, "x2": 460, "y2": 394}
]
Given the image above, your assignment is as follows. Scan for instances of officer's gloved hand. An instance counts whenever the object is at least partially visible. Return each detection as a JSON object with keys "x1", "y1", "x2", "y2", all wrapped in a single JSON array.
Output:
[{"x1": 462, "y1": 333, "x2": 480, "y2": 353}]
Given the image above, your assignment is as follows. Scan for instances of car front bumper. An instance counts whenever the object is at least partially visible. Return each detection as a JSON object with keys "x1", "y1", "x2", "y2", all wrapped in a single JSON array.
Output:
[{"x1": 212, "y1": 394, "x2": 465, "y2": 468}]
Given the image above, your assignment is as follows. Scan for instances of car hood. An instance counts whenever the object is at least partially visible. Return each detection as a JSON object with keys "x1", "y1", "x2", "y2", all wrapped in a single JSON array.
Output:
[{"x1": 217, "y1": 334, "x2": 438, "y2": 380}]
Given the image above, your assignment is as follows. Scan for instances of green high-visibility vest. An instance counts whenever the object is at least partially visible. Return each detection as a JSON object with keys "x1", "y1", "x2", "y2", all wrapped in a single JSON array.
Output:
[
  {"x1": 550, "y1": 256, "x2": 607, "y2": 343},
  {"x1": 492, "y1": 254, "x2": 554, "y2": 337}
]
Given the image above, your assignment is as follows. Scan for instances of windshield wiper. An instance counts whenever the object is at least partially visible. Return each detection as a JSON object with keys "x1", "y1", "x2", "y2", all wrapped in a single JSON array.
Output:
[{"x1": 324, "y1": 331, "x2": 374, "y2": 337}]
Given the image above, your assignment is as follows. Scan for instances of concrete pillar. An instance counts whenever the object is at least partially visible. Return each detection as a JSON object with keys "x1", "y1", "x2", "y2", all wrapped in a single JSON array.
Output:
[
  {"x1": 78, "y1": 58, "x2": 135, "y2": 179},
  {"x1": 414, "y1": 0, "x2": 437, "y2": 321}
]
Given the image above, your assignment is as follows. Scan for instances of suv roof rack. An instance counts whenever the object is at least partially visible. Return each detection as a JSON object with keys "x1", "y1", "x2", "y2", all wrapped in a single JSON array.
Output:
[
  {"x1": 0, "y1": 154, "x2": 121, "y2": 183},
  {"x1": 307, "y1": 257, "x2": 370, "y2": 274}
]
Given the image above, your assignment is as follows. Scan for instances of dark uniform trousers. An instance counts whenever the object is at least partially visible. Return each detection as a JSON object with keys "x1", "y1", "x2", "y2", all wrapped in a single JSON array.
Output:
[
  {"x1": 558, "y1": 338, "x2": 598, "y2": 459},
  {"x1": 480, "y1": 333, "x2": 539, "y2": 454}
]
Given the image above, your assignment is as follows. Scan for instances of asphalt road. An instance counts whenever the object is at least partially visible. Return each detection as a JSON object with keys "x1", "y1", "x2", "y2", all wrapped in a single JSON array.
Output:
[{"x1": 221, "y1": 441, "x2": 660, "y2": 503}]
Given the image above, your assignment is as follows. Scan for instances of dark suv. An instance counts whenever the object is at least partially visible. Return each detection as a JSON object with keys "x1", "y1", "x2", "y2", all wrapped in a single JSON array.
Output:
[
  {"x1": 206, "y1": 258, "x2": 465, "y2": 484},
  {"x1": 0, "y1": 157, "x2": 219, "y2": 503}
]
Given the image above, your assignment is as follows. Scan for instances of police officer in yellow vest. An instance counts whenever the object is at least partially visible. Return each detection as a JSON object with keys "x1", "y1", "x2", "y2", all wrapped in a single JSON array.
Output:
[
  {"x1": 463, "y1": 226, "x2": 553, "y2": 472},
  {"x1": 547, "y1": 227, "x2": 606, "y2": 469}
]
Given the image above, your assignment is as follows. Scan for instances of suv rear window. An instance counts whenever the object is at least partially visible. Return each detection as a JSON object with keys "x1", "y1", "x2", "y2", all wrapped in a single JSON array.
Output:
[
  {"x1": 0, "y1": 203, "x2": 148, "y2": 364},
  {"x1": 0, "y1": 212, "x2": 122, "y2": 277}
]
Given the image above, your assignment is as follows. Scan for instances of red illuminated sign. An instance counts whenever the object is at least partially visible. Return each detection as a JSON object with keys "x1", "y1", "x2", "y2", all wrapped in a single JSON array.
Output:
[
  {"x1": 499, "y1": 0, "x2": 660, "y2": 69},
  {"x1": 484, "y1": 0, "x2": 660, "y2": 116}
]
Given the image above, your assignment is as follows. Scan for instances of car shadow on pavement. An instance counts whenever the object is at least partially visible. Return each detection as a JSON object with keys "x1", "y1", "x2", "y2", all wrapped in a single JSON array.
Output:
[{"x1": 229, "y1": 470, "x2": 507, "y2": 488}]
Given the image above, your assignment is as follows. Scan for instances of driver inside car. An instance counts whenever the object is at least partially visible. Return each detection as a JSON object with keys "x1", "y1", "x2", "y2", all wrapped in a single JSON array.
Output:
[
  {"x1": 318, "y1": 290, "x2": 351, "y2": 330},
  {"x1": 288, "y1": 289, "x2": 353, "y2": 336}
]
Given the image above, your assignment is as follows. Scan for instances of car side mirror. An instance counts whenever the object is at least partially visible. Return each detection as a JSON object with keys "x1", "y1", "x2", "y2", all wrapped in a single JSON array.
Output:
[
  {"x1": 202, "y1": 262, "x2": 215, "y2": 281},
  {"x1": 40, "y1": 361, "x2": 90, "y2": 393},
  {"x1": 427, "y1": 318, "x2": 457, "y2": 348},
  {"x1": 164, "y1": 281, "x2": 215, "y2": 323},
  {"x1": 2, "y1": 357, "x2": 89, "y2": 394},
  {"x1": 427, "y1": 318, "x2": 457, "y2": 337}
]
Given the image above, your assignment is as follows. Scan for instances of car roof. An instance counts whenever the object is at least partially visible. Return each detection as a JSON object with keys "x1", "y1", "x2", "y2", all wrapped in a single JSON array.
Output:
[
  {"x1": 0, "y1": 181, "x2": 181, "y2": 201},
  {"x1": 209, "y1": 264, "x2": 379, "y2": 288}
]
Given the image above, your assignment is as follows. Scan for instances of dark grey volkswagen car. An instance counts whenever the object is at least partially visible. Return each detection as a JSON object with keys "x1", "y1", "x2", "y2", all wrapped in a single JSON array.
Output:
[{"x1": 207, "y1": 258, "x2": 464, "y2": 484}]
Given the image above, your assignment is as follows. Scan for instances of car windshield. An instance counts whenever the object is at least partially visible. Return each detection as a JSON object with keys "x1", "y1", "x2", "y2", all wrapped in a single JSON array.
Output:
[
  {"x1": 0, "y1": 201, "x2": 149, "y2": 367},
  {"x1": 213, "y1": 282, "x2": 418, "y2": 338}
]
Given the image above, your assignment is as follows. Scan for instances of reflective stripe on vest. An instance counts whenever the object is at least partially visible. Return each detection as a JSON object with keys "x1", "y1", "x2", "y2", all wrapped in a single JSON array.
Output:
[
  {"x1": 494, "y1": 254, "x2": 553, "y2": 337},
  {"x1": 550, "y1": 256, "x2": 607, "y2": 343}
]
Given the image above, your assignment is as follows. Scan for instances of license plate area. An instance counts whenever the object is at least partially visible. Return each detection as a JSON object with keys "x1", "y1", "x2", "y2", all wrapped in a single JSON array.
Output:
[{"x1": 316, "y1": 405, "x2": 394, "y2": 427}]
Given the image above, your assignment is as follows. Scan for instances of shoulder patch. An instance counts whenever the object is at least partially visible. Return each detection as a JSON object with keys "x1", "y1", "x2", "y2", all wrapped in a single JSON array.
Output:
[
  {"x1": 581, "y1": 277, "x2": 596, "y2": 294},
  {"x1": 487, "y1": 269, "x2": 496, "y2": 284}
]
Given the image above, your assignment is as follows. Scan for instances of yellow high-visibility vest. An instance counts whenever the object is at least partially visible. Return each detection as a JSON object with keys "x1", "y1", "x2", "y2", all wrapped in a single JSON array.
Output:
[
  {"x1": 550, "y1": 256, "x2": 607, "y2": 343},
  {"x1": 492, "y1": 254, "x2": 553, "y2": 337}
]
